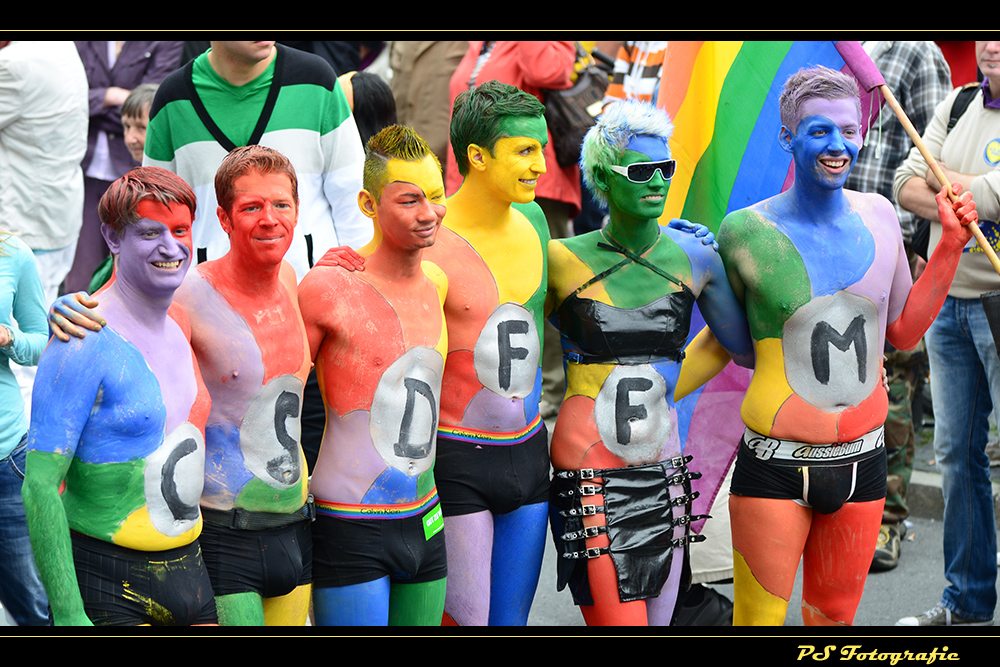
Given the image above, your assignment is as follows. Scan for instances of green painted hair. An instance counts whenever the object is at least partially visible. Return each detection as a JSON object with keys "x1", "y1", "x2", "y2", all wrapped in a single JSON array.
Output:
[
  {"x1": 581, "y1": 99, "x2": 674, "y2": 208},
  {"x1": 363, "y1": 124, "x2": 440, "y2": 202},
  {"x1": 449, "y1": 79, "x2": 546, "y2": 177}
]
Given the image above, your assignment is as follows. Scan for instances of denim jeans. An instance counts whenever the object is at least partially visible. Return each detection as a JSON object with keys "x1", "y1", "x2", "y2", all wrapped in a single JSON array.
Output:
[
  {"x1": 925, "y1": 296, "x2": 999, "y2": 621},
  {"x1": 0, "y1": 434, "x2": 51, "y2": 625}
]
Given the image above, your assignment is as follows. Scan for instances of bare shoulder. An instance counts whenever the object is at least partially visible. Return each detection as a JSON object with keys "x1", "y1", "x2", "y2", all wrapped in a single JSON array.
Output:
[
  {"x1": 846, "y1": 188, "x2": 896, "y2": 218},
  {"x1": 172, "y1": 265, "x2": 210, "y2": 314},
  {"x1": 279, "y1": 260, "x2": 298, "y2": 297},
  {"x1": 718, "y1": 205, "x2": 765, "y2": 248},
  {"x1": 167, "y1": 301, "x2": 192, "y2": 340},
  {"x1": 421, "y1": 259, "x2": 448, "y2": 301},
  {"x1": 298, "y1": 263, "x2": 355, "y2": 300},
  {"x1": 548, "y1": 234, "x2": 582, "y2": 266}
]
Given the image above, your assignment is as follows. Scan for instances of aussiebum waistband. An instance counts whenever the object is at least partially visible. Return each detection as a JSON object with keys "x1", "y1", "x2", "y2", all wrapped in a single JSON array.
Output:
[
  {"x1": 742, "y1": 426, "x2": 884, "y2": 467},
  {"x1": 315, "y1": 487, "x2": 440, "y2": 521}
]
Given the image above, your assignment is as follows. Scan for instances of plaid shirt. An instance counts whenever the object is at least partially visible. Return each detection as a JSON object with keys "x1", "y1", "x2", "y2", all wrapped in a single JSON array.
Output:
[
  {"x1": 846, "y1": 41, "x2": 952, "y2": 242},
  {"x1": 603, "y1": 41, "x2": 669, "y2": 106}
]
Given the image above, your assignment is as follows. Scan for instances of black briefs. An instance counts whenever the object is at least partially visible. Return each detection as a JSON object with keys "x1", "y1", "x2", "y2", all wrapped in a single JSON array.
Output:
[{"x1": 70, "y1": 532, "x2": 217, "y2": 626}]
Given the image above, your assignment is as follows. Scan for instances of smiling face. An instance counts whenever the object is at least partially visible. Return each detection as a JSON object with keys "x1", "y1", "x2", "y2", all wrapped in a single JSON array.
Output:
[
  {"x1": 783, "y1": 96, "x2": 862, "y2": 191},
  {"x1": 108, "y1": 199, "x2": 193, "y2": 299},
  {"x1": 218, "y1": 170, "x2": 298, "y2": 268},
  {"x1": 478, "y1": 114, "x2": 548, "y2": 205},
  {"x1": 604, "y1": 135, "x2": 672, "y2": 223},
  {"x1": 368, "y1": 155, "x2": 447, "y2": 252}
]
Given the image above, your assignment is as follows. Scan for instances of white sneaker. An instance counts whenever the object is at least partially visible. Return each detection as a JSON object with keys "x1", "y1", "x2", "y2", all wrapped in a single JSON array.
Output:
[{"x1": 896, "y1": 604, "x2": 993, "y2": 627}]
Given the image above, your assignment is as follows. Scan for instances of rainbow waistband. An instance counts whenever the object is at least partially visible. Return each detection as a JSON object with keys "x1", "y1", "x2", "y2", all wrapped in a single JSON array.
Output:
[
  {"x1": 315, "y1": 487, "x2": 439, "y2": 521},
  {"x1": 436, "y1": 412, "x2": 543, "y2": 446}
]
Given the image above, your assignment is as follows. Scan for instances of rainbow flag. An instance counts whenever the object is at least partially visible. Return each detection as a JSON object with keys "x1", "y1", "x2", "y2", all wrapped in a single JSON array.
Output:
[
  {"x1": 659, "y1": 40, "x2": 884, "y2": 231},
  {"x1": 661, "y1": 41, "x2": 884, "y2": 531}
]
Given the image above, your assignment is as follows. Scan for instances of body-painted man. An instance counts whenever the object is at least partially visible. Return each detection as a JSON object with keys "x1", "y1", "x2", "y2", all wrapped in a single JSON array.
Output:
[
  {"x1": 322, "y1": 80, "x2": 553, "y2": 624},
  {"x1": 545, "y1": 99, "x2": 754, "y2": 626},
  {"x1": 716, "y1": 66, "x2": 977, "y2": 626},
  {"x1": 50, "y1": 146, "x2": 314, "y2": 626},
  {"x1": 299, "y1": 125, "x2": 449, "y2": 626},
  {"x1": 176, "y1": 146, "x2": 313, "y2": 626},
  {"x1": 426, "y1": 81, "x2": 553, "y2": 626},
  {"x1": 21, "y1": 167, "x2": 216, "y2": 626}
]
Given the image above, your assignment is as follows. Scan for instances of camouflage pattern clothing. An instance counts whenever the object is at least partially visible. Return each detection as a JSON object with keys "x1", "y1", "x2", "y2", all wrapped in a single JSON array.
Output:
[{"x1": 882, "y1": 340, "x2": 928, "y2": 524}]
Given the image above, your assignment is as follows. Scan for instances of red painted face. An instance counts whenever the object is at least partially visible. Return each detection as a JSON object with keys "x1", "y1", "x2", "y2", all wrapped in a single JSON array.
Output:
[
  {"x1": 219, "y1": 171, "x2": 298, "y2": 268},
  {"x1": 136, "y1": 199, "x2": 194, "y2": 251}
]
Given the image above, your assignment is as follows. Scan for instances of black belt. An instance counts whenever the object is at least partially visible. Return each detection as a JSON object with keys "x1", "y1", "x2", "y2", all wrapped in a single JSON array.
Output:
[{"x1": 201, "y1": 495, "x2": 315, "y2": 531}]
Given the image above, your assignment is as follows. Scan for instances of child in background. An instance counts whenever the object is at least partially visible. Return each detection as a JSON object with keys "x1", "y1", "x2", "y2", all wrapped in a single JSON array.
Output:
[{"x1": 121, "y1": 83, "x2": 158, "y2": 164}]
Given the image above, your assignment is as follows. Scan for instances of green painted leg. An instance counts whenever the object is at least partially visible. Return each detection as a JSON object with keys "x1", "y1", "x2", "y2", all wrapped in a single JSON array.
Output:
[
  {"x1": 216, "y1": 591, "x2": 265, "y2": 626},
  {"x1": 388, "y1": 578, "x2": 447, "y2": 626}
]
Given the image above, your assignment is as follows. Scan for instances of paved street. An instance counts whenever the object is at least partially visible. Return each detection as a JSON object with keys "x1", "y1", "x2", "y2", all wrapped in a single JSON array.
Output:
[{"x1": 528, "y1": 418, "x2": 1000, "y2": 634}]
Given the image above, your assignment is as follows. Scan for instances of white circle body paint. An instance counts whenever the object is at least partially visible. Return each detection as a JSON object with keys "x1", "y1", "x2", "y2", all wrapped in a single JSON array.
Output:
[
  {"x1": 595, "y1": 364, "x2": 671, "y2": 464},
  {"x1": 782, "y1": 291, "x2": 880, "y2": 411},
  {"x1": 144, "y1": 421, "x2": 206, "y2": 536},
  {"x1": 369, "y1": 346, "x2": 444, "y2": 476},
  {"x1": 240, "y1": 374, "x2": 304, "y2": 490},
  {"x1": 474, "y1": 303, "x2": 540, "y2": 399}
]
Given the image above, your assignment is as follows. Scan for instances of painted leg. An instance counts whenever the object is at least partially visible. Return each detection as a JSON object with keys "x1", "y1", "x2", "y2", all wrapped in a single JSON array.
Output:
[
  {"x1": 388, "y1": 578, "x2": 448, "y2": 626},
  {"x1": 580, "y1": 553, "x2": 648, "y2": 626},
  {"x1": 215, "y1": 591, "x2": 265, "y2": 626},
  {"x1": 488, "y1": 501, "x2": 548, "y2": 626},
  {"x1": 442, "y1": 511, "x2": 493, "y2": 626},
  {"x1": 313, "y1": 579, "x2": 390, "y2": 626},
  {"x1": 574, "y1": 490, "x2": 647, "y2": 626},
  {"x1": 262, "y1": 583, "x2": 311, "y2": 626},
  {"x1": 646, "y1": 544, "x2": 686, "y2": 626},
  {"x1": 730, "y1": 495, "x2": 812, "y2": 626},
  {"x1": 800, "y1": 499, "x2": 883, "y2": 626}
]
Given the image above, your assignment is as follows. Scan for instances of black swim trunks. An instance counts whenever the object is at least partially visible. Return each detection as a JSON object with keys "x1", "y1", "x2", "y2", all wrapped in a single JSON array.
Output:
[
  {"x1": 71, "y1": 531, "x2": 217, "y2": 626},
  {"x1": 198, "y1": 515, "x2": 312, "y2": 598},
  {"x1": 434, "y1": 423, "x2": 550, "y2": 517},
  {"x1": 311, "y1": 502, "x2": 447, "y2": 588}
]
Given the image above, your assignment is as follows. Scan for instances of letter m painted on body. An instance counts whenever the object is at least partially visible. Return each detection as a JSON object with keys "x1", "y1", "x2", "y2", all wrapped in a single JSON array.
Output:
[{"x1": 810, "y1": 315, "x2": 867, "y2": 385}]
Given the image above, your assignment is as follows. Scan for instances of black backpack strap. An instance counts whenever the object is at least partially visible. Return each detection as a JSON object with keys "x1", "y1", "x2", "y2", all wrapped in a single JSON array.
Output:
[
  {"x1": 912, "y1": 82, "x2": 982, "y2": 262},
  {"x1": 948, "y1": 82, "x2": 981, "y2": 132}
]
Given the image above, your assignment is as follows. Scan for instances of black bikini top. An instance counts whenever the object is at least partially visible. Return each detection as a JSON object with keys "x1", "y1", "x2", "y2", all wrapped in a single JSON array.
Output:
[{"x1": 556, "y1": 235, "x2": 695, "y2": 365}]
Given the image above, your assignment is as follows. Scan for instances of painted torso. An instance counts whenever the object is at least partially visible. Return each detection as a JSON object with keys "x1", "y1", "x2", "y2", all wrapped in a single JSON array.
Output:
[
  {"x1": 548, "y1": 229, "x2": 695, "y2": 471},
  {"x1": 175, "y1": 263, "x2": 311, "y2": 513},
  {"x1": 29, "y1": 311, "x2": 210, "y2": 551},
  {"x1": 422, "y1": 203, "x2": 548, "y2": 440},
  {"x1": 302, "y1": 263, "x2": 447, "y2": 509},
  {"x1": 720, "y1": 189, "x2": 908, "y2": 443}
]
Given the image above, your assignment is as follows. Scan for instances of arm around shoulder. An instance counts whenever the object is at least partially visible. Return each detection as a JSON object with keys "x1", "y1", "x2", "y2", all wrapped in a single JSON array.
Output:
[{"x1": 682, "y1": 235, "x2": 754, "y2": 369}]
